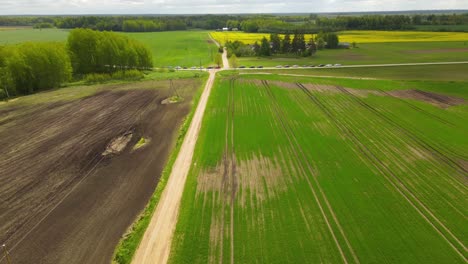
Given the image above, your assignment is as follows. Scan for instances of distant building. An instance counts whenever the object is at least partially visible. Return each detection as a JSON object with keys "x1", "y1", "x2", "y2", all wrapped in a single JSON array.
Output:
[
  {"x1": 232, "y1": 28, "x2": 239, "y2": 31},
  {"x1": 222, "y1": 27, "x2": 229, "y2": 31}
]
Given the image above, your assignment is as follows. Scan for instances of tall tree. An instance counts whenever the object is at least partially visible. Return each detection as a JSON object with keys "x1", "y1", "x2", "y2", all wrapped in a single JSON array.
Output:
[
  {"x1": 260, "y1": 37, "x2": 271, "y2": 56},
  {"x1": 270, "y1": 33, "x2": 281, "y2": 54},
  {"x1": 229, "y1": 54, "x2": 238, "y2": 69},
  {"x1": 214, "y1": 53, "x2": 222, "y2": 67},
  {"x1": 4, "y1": 43, "x2": 71, "y2": 95},
  {"x1": 307, "y1": 39, "x2": 317, "y2": 56},
  {"x1": 326, "y1": 32, "x2": 339, "y2": 49},
  {"x1": 292, "y1": 33, "x2": 306, "y2": 54},
  {"x1": 252, "y1": 41, "x2": 260, "y2": 56},
  {"x1": 281, "y1": 34, "x2": 291, "y2": 53}
]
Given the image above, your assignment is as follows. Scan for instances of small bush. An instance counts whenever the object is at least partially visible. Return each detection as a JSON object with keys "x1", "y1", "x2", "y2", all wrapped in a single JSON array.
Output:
[
  {"x1": 113, "y1": 70, "x2": 144, "y2": 81},
  {"x1": 0, "y1": 89, "x2": 6, "y2": 100},
  {"x1": 84, "y1": 73, "x2": 112, "y2": 84},
  {"x1": 84, "y1": 70, "x2": 144, "y2": 84}
]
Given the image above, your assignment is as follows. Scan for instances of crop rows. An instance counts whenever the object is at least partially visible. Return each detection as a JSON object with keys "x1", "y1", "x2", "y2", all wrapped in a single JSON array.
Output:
[{"x1": 170, "y1": 77, "x2": 467, "y2": 263}]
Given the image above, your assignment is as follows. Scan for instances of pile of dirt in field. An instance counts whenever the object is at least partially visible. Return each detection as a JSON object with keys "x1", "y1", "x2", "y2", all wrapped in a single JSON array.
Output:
[
  {"x1": 102, "y1": 131, "x2": 133, "y2": 156},
  {"x1": 389, "y1": 89, "x2": 465, "y2": 108},
  {"x1": 0, "y1": 81, "x2": 198, "y2": 264}
]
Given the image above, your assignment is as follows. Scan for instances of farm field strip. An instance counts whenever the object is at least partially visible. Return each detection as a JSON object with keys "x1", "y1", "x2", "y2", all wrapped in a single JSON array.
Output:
[
  {"x1": 261, "y1": 80, "x2": 359, "y2": 264},
  {"x1": 0, "y1": 79, "x2": 202, "y2": 264},
  {"x1": 296, "y1": 83, "x2": 467, "y2": 259},
  {"x1": 171, "y1": 79, "x2": 349, "y2": 263},
  {"x1": 268, "y1": 82, "x2": 466, "y2": 262},
  {"x1": 210, "y1": 30, "x2": 468, "y2": 45},
  {"x1": 170, "y1": 76, "x2": 467, "y2": 263}
]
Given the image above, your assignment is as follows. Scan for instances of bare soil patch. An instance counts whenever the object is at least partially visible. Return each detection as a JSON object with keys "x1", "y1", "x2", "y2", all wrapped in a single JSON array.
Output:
[
  {"x1": 389, "y1": 89, "x2": 465, "y2": 108},
  {"x1": 0, "y1": 81, "x2": 198, "y2": 264}
]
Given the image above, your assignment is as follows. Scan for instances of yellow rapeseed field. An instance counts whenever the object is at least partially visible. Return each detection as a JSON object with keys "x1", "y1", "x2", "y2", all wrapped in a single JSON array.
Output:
[
  {"x1": 210, "y1": 32, "x2": 315, "y2": 45},
  {"x1": 340, "y1": 30, "x2": 468, "y2": 43},
  {"x1": 210, "y1": 30, "x2": 468, "y2": 45}
]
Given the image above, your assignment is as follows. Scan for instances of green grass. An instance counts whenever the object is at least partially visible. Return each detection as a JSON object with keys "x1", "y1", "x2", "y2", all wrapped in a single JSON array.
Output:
[
  {"x1": 121, "y1": 31, "x2": 219, "y2": 67},
  {"x1": 237, "y1": 41, "x2": 468, "y2": 67},
  {"x1": 169, "y1": 74, "x2": 467, "y2": 263},
  {"x1": 241, "y1": 63, "x2": 468, "y2": 82},
  {"x1": 0, "y1": 28, "x2": 69, "y2": 44},
  {"x1": 133, "y1": 137, "x2": 149, "y2": 150},
  {"x1": 0, "y1": 28, "x2": 218, "y2": 67}
]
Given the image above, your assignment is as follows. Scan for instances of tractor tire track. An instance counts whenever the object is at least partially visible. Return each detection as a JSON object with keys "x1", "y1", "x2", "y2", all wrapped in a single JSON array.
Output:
[
  {"x1": 229, "y1": 77, "x2": 237, "y2": 264},
  {"x1": 377, "y1": 89, "x2": 455, "y2": 127},
  {"x1": 297, "y1": 83, "x2": 467, "y2": 262},
  {"x1": 262, "y1": 80, "x2": 359, "y2": 264},
  {"x1": 335, "y1": 86, "x2": 467, "y2": 176}
]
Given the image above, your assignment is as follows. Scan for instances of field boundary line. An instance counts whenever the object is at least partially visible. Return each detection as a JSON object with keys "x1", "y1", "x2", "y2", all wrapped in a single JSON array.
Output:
[{"x1": 297, "y1": 83, "x2": 467, "y2": 261}]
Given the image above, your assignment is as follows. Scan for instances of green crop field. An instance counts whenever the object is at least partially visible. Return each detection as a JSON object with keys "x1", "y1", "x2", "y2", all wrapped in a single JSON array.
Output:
[
  {"x1": 121, "y1": 31, "x2": 218, "y2": 67},
  {"x1": 169, "y1": 73, "x2": 467, "y2": 263},
  {"x1": 0, "y1": 28, "x2": 218, "y2": 67},
  {"x1": 236, "y1": 41, "x2": 468, "y2": 67},
  {"x1": 0, "y1": 28, "x2": 69, "y2": 44}
]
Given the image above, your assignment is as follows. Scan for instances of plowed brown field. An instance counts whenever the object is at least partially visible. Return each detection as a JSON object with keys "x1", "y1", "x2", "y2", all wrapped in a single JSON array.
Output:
[{"x1": 0, "y1": 80, "x2": 200, "y2": 264}]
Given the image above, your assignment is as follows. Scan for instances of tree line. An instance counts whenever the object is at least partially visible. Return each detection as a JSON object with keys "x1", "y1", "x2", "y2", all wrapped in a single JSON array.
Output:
[
  {"x1": 1, "y1": 13, "x2": 467, "y2": 33},
  {"x1": 225, "y1": 32, "x2": 339, "y2": 58},
  {"x1": 0, "y1": 29, "x2": 152, "y2": 99}
]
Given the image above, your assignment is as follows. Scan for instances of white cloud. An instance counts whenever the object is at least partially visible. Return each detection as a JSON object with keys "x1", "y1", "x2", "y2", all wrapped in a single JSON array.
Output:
[{"x1": 0, "y1": 0, "x2": 467, "y2": 14}]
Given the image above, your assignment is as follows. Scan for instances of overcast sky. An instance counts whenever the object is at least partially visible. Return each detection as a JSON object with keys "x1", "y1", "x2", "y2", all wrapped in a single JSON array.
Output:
[{"x1": 1, "y1": 0, "x2": 467, "y2": 15}]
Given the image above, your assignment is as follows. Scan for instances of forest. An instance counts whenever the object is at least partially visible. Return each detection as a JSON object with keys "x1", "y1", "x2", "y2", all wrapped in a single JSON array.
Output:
[
  {"x1": 0, "y1": 29, "x2": 152, "y2": 99},
  {"x1": 1, "y1": 13, "x2": 467, "y2": 33}
]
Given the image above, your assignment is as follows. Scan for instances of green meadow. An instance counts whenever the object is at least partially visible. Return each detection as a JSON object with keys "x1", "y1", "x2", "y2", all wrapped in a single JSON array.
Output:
[
  {"x1": 121, "y1": 31, "x2": 219, "y2": 67},
  {"x1": 0, "y1": 28, "x2": 218, "y2": 67},
  {"x1": 0, "y1": 28, "x2": 69, "y2": 44}
]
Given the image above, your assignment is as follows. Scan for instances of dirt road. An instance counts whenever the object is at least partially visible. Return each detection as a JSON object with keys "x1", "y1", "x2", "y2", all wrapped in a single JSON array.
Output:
[
  {"x1": 132, "y1": 70, "x2": 217, "y2": 264},
  {"x1": 222, "y1": 47, "x2": 229, "y2": 69}
]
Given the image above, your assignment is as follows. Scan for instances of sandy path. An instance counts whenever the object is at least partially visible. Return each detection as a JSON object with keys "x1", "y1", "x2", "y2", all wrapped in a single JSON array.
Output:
[
  {"x1": 222, "y1": 47, "x2": 229, "y2": 69},
  {"x1": 132, "y1": 70, "x2": 217, "y2": 264}
]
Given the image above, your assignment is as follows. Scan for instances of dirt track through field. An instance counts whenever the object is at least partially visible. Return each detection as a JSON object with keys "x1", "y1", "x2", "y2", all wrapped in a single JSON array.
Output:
[
  {"x1": 0, "y1": 81, "x2": 198, "y2": 264},
  {"x1": 132, "y1": 70, "x2": 217, "y2": 264}
]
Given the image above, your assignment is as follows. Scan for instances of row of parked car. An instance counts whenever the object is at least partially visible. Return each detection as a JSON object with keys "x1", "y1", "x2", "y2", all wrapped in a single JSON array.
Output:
[
  {"x1": 237, "y1": 64, "x2": 342, "y2": 69},
  {"x1": 168, "y1": 64, "x2": 343, "y2": 70}
]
